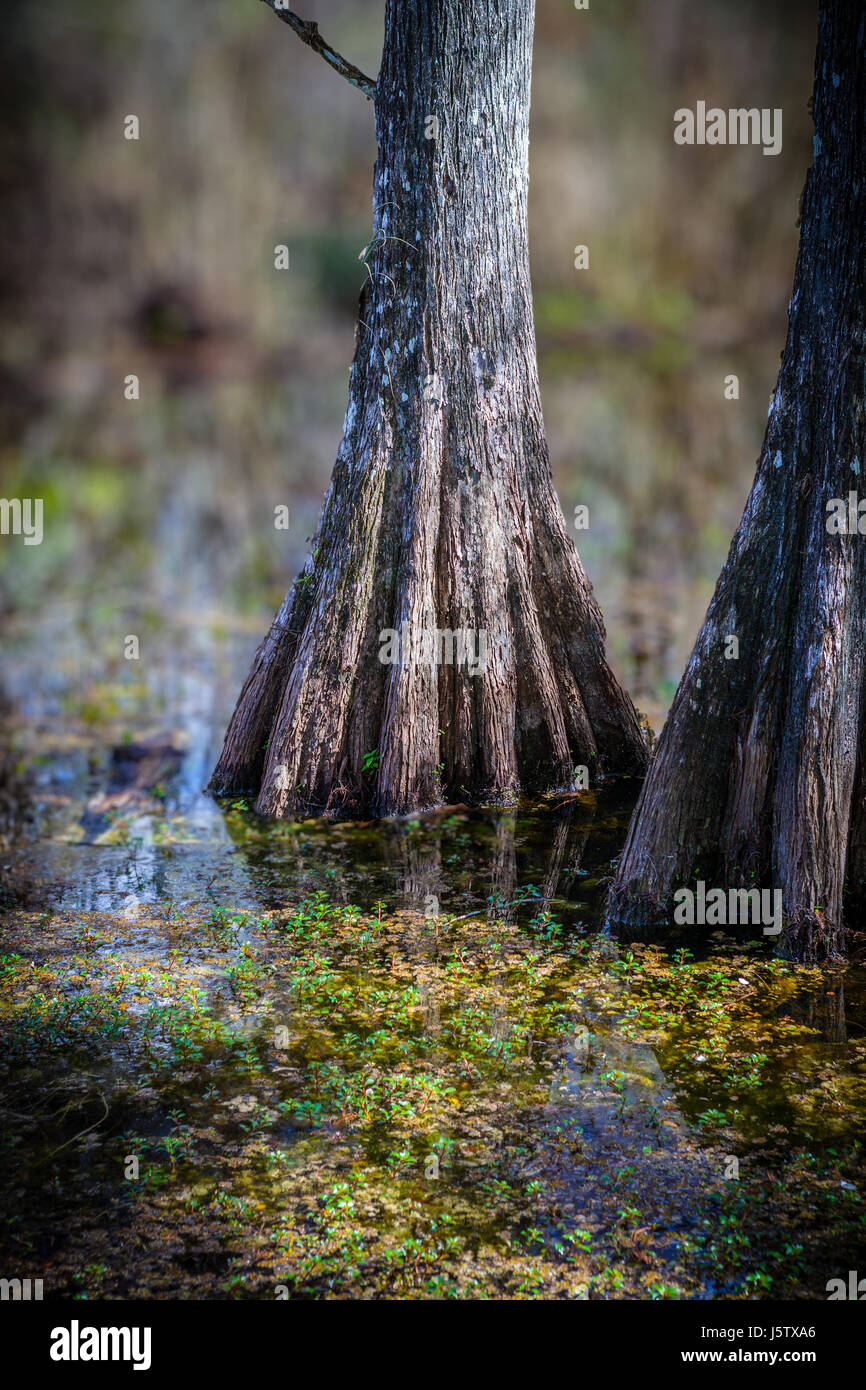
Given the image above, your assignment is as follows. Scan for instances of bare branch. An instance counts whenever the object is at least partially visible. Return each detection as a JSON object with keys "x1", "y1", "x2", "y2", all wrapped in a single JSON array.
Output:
[{"x1": 261, "y1": 1, "x2": 377, "y2": 102}]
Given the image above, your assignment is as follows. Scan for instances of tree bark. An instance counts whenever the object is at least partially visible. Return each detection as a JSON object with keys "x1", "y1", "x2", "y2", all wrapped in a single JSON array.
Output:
[
  {"x1": 212, "y1": 0, "x2": 647, "y2": 819},
  {"x1": 608, "y1": 0, "x2": 866, "y2": 962}
]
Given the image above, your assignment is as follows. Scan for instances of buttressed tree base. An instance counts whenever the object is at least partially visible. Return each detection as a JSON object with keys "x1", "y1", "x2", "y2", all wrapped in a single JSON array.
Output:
[
  {"x1": 608, "y1": 0, "x2": 866, "y2": 963},
  {"x1": 212, "y1": 0, "x2": 647, "y2": 818}
]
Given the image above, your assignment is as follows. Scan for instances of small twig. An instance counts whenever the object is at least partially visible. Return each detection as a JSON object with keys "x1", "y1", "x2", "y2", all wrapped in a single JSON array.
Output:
[
  {"x1": 446, "y1": 895, "x2": 539, "y2": 926},
  {"x1": 262, "y1": 1, "x2": 377, "y2": 101},
  {"x1": 35, "y1": 1093, "x2": 110, "y2": 1168}
]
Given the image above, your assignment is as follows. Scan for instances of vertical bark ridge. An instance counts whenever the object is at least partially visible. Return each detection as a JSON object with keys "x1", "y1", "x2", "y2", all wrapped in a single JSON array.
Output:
[
  {"x1": 608, "y1": 1, "x2": 866, "y2": 960},
  {"x1": 211, "y1": 0, "x2": 648, "y2": 820}
]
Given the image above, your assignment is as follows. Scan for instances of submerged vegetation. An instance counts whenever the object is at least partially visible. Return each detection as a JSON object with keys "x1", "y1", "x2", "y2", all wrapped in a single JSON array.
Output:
[{"x1": 2, "y1": 821, "x2": 865, "y2": 1298}]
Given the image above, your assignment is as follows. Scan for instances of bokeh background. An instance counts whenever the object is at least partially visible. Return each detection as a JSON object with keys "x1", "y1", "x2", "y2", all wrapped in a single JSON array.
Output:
[{"x1": 0, "y1": 0, "x2": 817, "y2": 875}]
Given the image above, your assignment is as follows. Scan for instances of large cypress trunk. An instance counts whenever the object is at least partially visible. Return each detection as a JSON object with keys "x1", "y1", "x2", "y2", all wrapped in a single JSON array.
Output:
[
  {"x1": 212, "y1": 0, "x2": 647, "y2": 819},
  {"x1": 608, "y1": 0, "x2": 866, "y2": 962}
]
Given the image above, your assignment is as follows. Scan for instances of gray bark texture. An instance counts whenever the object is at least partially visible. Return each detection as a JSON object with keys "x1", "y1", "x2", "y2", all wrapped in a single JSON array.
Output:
[
  {"x1": 212, "y1": 0, "x2": 647, "y2": 819},
  {"x1": 608, "y1": 0, "x2": 866, "y2": 962}
]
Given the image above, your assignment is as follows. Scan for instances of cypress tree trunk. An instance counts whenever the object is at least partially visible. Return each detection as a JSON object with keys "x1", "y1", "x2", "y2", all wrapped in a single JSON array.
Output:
[
  {"x1": 608, "y1": 0, "x2": 866, "y2": 962},
  {"x1": 212, "y1": 0, "x2": 647, "y2": 819}
]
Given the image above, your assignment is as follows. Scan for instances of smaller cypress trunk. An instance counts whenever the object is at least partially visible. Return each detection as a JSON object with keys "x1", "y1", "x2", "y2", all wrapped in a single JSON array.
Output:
[{"x1": 608, "y1": 1, "x2": 866, "y2": 963}]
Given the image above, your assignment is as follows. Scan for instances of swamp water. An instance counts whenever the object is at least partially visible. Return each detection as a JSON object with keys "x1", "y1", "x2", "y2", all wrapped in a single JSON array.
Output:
[
  {"x1": 0, "y1": 456, "x2": 865, "y2": 1300},
  {"x1": 2, "y1": 766, "x2": 865, "y2": 1298}
]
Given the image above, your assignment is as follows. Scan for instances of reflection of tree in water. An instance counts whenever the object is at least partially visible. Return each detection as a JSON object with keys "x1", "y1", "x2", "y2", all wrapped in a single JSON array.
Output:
[
  {"x1": 385, "y1": 807, "x2": 598, "y2": 927},
  {"x1": 783, "y1": 972, "x2": 850, "y2": 1051},
  {"x1": 223, "y1": 801, "x2": 607, "y2": 930},
  {"x1": 487, "y1": 814, "x2": 517, "y2": 917},
  {"x1": 388, "y1": 826, "x2": 444, "y2": 917},
  {"x1": 539, "y1": 815, "x2": 593, "y2": 918}
]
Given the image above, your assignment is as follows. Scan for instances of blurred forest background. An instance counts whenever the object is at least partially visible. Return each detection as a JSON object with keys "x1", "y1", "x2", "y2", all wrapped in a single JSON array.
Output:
[{"x1": 0, "y1": 0, "x2": 817, "y2": 859}]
